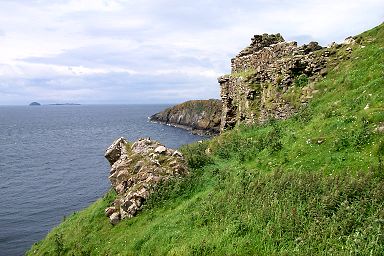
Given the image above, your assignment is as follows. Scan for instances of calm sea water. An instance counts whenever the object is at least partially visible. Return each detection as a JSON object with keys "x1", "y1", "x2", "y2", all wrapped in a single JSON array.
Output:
[{"x1": 0, "y1": 105, "x2": 202, "y2": 255}]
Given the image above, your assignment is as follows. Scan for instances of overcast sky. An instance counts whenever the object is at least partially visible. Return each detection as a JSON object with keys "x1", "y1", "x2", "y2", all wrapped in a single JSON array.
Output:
[{"x1": 0, "y1": 0, "x2": 383, "y2": 105}]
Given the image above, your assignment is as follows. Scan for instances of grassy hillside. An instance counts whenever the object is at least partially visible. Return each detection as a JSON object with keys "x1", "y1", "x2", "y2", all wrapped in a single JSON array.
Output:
[{"x1": 28, "y1": 23, "x2": 384, "y2": 255}]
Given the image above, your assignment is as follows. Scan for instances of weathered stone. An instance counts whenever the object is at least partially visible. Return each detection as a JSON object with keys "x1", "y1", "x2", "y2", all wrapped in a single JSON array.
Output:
[
  {"x1": 104, "y1": 137, "x2": 188, "y2": 224},
  {"x1": 169, "y1": 160, "x2": 178, "y2": 167},
  {"x1": 219, "y1": 33, "x2": 329, "y2": 131},
  {"x1": 131, "y1": 138, "x2": 152, "y2": 154},
  {"x1": 120, "y1": 200, "x2": 132, "y2": 211},
  {"x1": 302, "y1": 41, "x2": 323, "y2": 54},
  {"x1": 109, "y1": 212, "x2": 120, "y2": 225},
  {"x1": 154, "y1": 146, "x2": 166, "y2": 154},
  {"x1": 116, "y1": 170, "x2": 130, "y2": 181},
  {"x1": 172, "y1": 150, "x2": 183, "y2": 157},
  {"x1": 134, "y1": 161, "x2": 145, "y2": 172},
  {"x1": 319, "y1": 68, "x2": 328, "y2": 76},
  {"x1": 237, "y1": 33, "x2": 285, "y2": 57},
  {"x1": 104, "y1": 137, "x2": 128, "y2": 165},
  {"x1": 375, "y1": 123, "x2": 384, "y2": 133},
  {"x1": 343, "y1": 37, "x2": 356, "y2": 45},
  {"x1": 105, "y1": 207, "x2": 116, "y2": 217},
  {"x1": 115, "y1": 183, "x2": 126, "y2": 194}
]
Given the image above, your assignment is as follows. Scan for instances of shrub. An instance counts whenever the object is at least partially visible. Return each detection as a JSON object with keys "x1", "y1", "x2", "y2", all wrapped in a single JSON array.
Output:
[
  {"x1": 294, "y1": 74, "x2": 309, "y2": 87},
  {"x1": 54, "y1": 232, "x2": 64, "y2": 256},
  {"x1": 180, "y1": 141, "x2": 213, "y2": 169}
]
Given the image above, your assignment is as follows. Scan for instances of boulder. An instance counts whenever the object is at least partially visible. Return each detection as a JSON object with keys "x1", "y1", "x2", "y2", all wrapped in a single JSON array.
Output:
[
  {"x1": 104, "y1": 137, "x2": 188, "y2": 224},
  {"x1": 104, "y1": 137, "x2": 128, "y2": 165},
  {"x1": 105, "y1": 207, "x2": 116, "y2": 217},
  {"x1": 375, "y1": 123, "x2": 384, "y2": 133},
  {"x1": 172, "y1": 150, "x2": 183, "y2": 157},
  {"x1": 109, "y1": 212, "x2": 120, "y2": 225},
  {"x1": 343, "y1": 37, "x2": 356, "y2": 45},
  {"x1": 154, "y1": 146, "x2": 166, "y2": 154}
]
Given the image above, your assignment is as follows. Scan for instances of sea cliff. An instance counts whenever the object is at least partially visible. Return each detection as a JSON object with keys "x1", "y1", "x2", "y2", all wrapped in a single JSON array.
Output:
[{"x1": 149, "y1": 99, "x2": 222, "y2": 135}]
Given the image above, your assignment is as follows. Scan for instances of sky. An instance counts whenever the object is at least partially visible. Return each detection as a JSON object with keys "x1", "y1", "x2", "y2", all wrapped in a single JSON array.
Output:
[{"x1": 0, "y1": 0, "x2": 383, "y2": 105}]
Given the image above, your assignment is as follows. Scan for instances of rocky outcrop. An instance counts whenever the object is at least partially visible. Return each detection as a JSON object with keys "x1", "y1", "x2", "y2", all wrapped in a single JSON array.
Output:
[
  {"x1": 218, "y1": 33, "x2": 331, "y2": 131},
  {"x1": 150, "y1": 99, "x2": 222, "y2": 135},
  {"x1": 375, "y1": 123, "x2": 384, "y2": 133},
  {"x1": 104, "y1": 137, "x2": 188, "y2": 224}
]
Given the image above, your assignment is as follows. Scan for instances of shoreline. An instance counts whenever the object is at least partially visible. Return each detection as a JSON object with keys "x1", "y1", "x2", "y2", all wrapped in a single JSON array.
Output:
[{"x1": 148, "y1": 118, "x2": 218, "y2": 137}]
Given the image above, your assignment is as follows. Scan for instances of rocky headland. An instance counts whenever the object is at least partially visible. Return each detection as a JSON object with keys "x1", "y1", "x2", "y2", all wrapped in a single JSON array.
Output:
[
  {"x1": 149, "y1": 99, "x2": 222, "y2": 135},
  {"x1": 150, "y1": 34, "x2": 353, "y2": 134}
]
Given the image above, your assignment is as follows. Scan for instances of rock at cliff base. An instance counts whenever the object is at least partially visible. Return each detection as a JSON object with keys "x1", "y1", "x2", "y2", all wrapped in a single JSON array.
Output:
[{"x1": 104, "y1": 137, "x2": 188, "y2": 224}]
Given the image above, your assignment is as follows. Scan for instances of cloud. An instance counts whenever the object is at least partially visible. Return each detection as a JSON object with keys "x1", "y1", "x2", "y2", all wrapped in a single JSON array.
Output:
[
  {"x1": 0, "y1": 0, "x2": 383, "y2": 104},
  {"x1": 0, "y1": 67, "x2": 220, "y2": 104}
]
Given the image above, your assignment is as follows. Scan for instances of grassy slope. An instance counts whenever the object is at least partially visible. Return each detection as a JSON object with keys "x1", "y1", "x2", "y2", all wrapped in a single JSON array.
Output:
[{"x1": 28, "y1": 24, "x2": 384, "y2": 256}]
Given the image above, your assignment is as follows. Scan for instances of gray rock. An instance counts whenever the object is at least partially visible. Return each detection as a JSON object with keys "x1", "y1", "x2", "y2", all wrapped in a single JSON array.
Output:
[
  {"x1": 219, "y1": 33, "x2": 329, "y2": 131},
  {"x1": 172, "y1": 150, "x2": 183, "y2": 157},
  {"x1": 134, "y1": 160, "x2": 145, "y2": 172},
  {"x1": 343, "y1": 37, "x2": 356, "y2": 45},
  {"x1": 109, "y1": 212, "x2": 120, "y2": 225},
  {"x1": 105, "y1": 137, "x2": 128, "y2": 165},
  {"x1": 104, "y1": 137, "x2": 188, "y2": 224},
  {"x1": 154, "y1": 146, "x2": 166, "y2": 154},
  {"x1": 105, "y1": 207, "x2": 116, "y2": 217},
  {"x1": 375, "y1": 123, "x2": 384, "y2": 133}
]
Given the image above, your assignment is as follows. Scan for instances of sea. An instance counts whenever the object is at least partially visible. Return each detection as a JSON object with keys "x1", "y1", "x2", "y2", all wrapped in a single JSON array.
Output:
[{"x1": 0, "y1": 105, "x2": 203, "y2": 255}]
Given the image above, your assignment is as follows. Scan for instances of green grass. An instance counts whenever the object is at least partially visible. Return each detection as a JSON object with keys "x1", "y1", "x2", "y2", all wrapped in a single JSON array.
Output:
[{"x1": 28, "y1": 23, "x2": 384, "y2": 255}]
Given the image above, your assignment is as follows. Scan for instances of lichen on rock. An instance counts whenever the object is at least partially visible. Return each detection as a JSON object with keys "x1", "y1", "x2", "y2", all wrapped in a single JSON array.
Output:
[{"x1": 104, "y1": 137, "x2": 188, "y2": 224}]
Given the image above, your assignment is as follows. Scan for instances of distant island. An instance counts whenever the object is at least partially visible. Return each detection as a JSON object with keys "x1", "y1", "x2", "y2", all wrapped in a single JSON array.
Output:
[
  {"x1": 48, "y1": 103, "x2": 81, "y2": 106},
  {"x1": 29, "y1": 102, "x2": 81, "y2": 106}
]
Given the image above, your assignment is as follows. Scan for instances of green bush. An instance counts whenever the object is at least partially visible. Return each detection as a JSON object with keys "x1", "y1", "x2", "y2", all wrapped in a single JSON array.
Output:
[
  {"x1": 294, "y1": 74, "x2": 309, "y2": 87},
  {"x1": 180, "y1": 141, "x2": 213, "y2": 169},
  {"x1": 54, "y1": 232, "x2": 64, "y2": 256}
]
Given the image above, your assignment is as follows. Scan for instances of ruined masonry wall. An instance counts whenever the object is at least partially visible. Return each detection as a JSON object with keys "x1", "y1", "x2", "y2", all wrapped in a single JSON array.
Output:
[{"x1": 218, "y1": 33, "x2": 329, "y2": 131}]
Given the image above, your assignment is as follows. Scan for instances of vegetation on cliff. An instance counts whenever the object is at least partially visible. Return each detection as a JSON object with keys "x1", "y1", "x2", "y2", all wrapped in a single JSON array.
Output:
[
  {"x1": 28, "y1": 23, "x2": 384, "y2": 255},
  {"x1": 150, "y1": 99, "x2": 222, "y2": 134}
]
